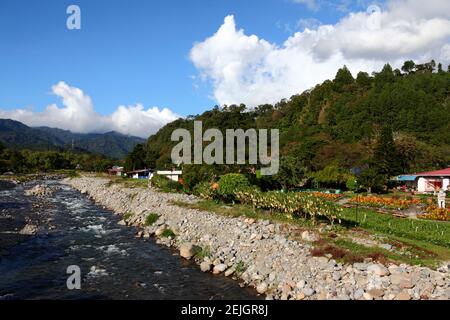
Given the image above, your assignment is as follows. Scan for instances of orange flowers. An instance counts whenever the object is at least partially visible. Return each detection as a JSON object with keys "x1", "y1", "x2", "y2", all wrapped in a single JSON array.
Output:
[
  {"x1": 419, "y1": 206, "x2": 450, "y2": 221},
  {"x1": 311, "y1": 192, "x2": 343, "y2": 201},
  {"x1": 420, "y1": 207, "x2": 450, "y2": 222},
  {"x1": 349, "y1": 196, "x2": 420, "y2": 210},
  {"x1": 211, "y1": 183, "x2": 219, "y2": 190}
]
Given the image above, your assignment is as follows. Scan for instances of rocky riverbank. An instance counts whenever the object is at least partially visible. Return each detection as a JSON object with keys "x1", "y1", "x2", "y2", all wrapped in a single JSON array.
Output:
[{"x1": 65, "y1": 176, "x2": 450, "y2": 300}]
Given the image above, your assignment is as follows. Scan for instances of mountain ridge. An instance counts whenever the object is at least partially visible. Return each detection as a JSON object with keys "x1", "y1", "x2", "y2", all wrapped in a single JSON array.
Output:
[{"x1": 0, "y1": 119, "x2": 145, "y2": 159}]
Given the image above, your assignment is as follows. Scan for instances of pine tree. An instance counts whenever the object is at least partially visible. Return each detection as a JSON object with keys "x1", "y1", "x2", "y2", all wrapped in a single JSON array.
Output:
[{"x1": 373, "y1": 125, "x2": 402, "y2": 177}]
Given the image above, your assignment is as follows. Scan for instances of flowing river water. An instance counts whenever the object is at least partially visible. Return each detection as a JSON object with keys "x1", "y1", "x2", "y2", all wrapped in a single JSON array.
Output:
[{"x1": 0, "y1": 180, "x2": 259, "y2": 300}]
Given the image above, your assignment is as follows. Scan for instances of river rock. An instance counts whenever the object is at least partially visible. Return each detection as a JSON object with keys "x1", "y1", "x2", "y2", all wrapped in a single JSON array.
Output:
[
  {"x1": 395, "y1": 291, "x2": 411, "y2": 300},
  {"x1": 213, "y1": 264, "x2": 227, "y2": 274},
  {"x1": 303, "y1": 287, "x2": 315, "y2": 297},
  {"x1": 19, "y1": 224, "x2": 38, "y2": 235},
  {"x1": 200, "y1": 261, "x2": 212, "y2": 272},
  {"x1": 256, "y1": 282, "x2": 268, "y2": 294},
  {"x1": 367, "y1": 288, "x2": 384, "y2": 299},
  {"x1": 367, "y1": 264, "x2": 390, "y2": 276},
  {"x1": 179, "y1": 243, "x2": 198, "y2": 260},
  {"x1": 301, "y1": 231, "x2": 319, "y2": 242}
]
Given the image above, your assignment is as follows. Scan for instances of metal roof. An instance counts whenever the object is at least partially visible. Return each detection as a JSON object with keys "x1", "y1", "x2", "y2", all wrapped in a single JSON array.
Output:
[
  {"x1": 395, "y1": 175, "x2": 417, "y2": 181},
  {"x1": 414, "y1": 168, "x2": 450, "y2": 177}
]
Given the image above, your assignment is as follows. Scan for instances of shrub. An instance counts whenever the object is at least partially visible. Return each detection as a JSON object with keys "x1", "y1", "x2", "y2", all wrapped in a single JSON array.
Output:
[
  {"x1": 123, "y1": 212, "x2": 133, "y2": 221},
  {"x1": 217, "y1": 173, "x2": 251, "y2": 202},
  {"x1": 161, "y1": 228, "x2": 176, "y2": 238},
  {"x1": 151, "y1": 174, "x2": 182, "y2": 193},
  {"x1": 145, "y1": 213, "x2": 159, "y2": 226},
  {"x1": 194, "y1": 246, "x2": 212, "y2": 260},
  {"x1": 193, "y1": 181, "x2": 217, "y2": 200},
  {"x1": 234, "y1": 261, "x2": 246, "y2": 274},
  {"x1": 346, "y1": 177, "x2": 358, "y2": 192},
  {"x1": 235, "y1": 189, "x2": 343, "y2": 224}
]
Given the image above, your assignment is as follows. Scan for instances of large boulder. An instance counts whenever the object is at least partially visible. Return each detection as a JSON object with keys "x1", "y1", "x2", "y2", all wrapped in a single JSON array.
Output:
[{"x1": 179, "y1": 243, "x2": 198, "y2": 260}]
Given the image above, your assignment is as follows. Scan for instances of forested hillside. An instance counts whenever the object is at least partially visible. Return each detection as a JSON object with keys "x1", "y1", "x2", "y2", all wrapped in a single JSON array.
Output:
[{"x1": 127, "y1": 61, "x2": 450, "y2": 192}]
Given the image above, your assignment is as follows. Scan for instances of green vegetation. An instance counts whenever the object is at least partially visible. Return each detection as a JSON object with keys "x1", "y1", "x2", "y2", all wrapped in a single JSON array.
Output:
[
  {"x1": 339, "y1": 208, "x2": 450, "y2": 247},
  {"x1": 123, "y1": 212, "x2": 134, "y2": 221},
  {"x1": 124, "y1": 61, "x2": 449, "y2": 194},
  {"x1": 0, "y1": 141, "x2": 115, "y2": 174},
  {"x1": 234, "y1": 261, "x2": 246, "y2": 274},
  {"x1": 107, "y1": 177, "x2": 148, "y2": 189},
  {"x1": 194, "y1": 246, "x2": 212, "y2": 260},
  {"x1": 150, "y1": 174, "x2": 183, "y2": 193},
  {"x1": 161, "y1": 228, "x2": 176, "y2": 238},
  {"x1": 216, "y1": 173, "x2": 251, "y2": 202},
  {"x1": 236, "y1": 189, "x2": 343, "y2": 224},
  {"x1": 144, "y1": 213, "x2": 160, "y2": 226}
]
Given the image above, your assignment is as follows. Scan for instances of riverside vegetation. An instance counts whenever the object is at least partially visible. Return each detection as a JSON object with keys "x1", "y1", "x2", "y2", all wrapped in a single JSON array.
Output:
[{"x1": 67, "y1": 175, "x2": 450, "y2": 300}]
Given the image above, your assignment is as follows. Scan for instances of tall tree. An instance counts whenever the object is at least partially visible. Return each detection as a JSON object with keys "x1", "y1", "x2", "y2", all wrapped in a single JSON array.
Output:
[
  {"x1": 373, "y1": 126, "x2": 402, "y2": 177},
  {"x1": 401, "y1": 60, "x2": 415, "y2": 74}
]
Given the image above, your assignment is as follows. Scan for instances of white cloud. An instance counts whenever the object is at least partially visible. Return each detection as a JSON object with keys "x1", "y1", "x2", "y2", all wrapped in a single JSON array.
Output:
[
  {"x1": 190, "y1": 0, "x2": 450, "y2": 107},
  {"x1": 0, "y1": 82, "x2": 179, "y2": 138},
  {"x1": 291, "y1": 0, "x2": 320, "y2": 11}
]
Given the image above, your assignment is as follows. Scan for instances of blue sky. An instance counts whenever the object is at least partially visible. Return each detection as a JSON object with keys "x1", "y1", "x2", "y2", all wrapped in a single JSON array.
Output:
[
  {"x1": 0, "y1": 0, "x2": 361, "y2": 116},
  {"x1": 0, "y1": 0, "x2": 449, "y2": 137}
]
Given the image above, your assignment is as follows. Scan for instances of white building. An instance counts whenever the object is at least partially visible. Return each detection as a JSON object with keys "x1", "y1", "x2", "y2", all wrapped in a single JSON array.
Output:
[{"x1": 156, "y1": 170, "x2": 182, "y2": 182}]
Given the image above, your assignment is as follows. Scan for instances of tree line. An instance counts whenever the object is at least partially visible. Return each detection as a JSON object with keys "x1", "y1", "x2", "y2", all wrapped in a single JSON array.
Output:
[{"x1": 0, "y1": 142, "x2": 115, "y2": 174}]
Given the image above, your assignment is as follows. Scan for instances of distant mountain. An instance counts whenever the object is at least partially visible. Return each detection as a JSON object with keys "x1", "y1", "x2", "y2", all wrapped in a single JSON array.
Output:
[{"x1": 0, "y1": 119, "x2": 145, "y2": 159}]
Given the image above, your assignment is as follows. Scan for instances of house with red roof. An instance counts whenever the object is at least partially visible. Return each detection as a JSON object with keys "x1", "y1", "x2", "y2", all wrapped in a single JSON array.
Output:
[{"x1": 396, "y1": 168, "x2": 450, "y2": 193}]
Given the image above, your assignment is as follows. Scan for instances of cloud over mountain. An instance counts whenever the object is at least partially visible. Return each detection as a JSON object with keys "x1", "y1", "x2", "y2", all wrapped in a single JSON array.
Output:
[
  {"x1": 0, "y1": 82, "x2": 179, "y2": 138},
  {"x1": 190, "y1": 0, "x2": 450, "y2": 106}
]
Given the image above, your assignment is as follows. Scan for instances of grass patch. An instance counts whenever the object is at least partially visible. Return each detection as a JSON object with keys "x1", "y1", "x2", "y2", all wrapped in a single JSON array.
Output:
[
  {"x1": 106, "y1": 177, "x2": 149, "y2": 189},
  {"x1": 234, "y1": 261, "x2": 246, "y2": 274},
  {"x1": 194, "y1": 246, "x2": 212, "y2": 260},
  {"x1": 161, "y1": 228, "x2": 176, "y2": 238},
  {"x1": 145, "y1": 213, "x2": 159, "y2": 226},
  {"x1": 340, "y1": 207, "x2": 450, "y2": 248},
  {"x1": 123, "y1": 212, "x2": 134, "y2": 221}
]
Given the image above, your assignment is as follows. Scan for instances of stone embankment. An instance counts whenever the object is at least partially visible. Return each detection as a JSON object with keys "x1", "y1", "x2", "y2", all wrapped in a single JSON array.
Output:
[{"x1": 66, "y1": 176, "x2": 450, "y2": 300}]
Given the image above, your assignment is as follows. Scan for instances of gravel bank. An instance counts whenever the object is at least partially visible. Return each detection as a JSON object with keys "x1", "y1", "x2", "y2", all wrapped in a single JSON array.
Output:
[{"x1": 66, "y1": 176, "x2": 450, "y2": 300}]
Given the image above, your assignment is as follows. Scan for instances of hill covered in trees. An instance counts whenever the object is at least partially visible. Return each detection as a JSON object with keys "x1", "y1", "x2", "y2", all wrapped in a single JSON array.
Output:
[
  {"x1": 127, "y1": 61, "x2": 450, "y2": 192},
  {"x1": 0, "y1": 119, "x2": 145, "y2": 159}
]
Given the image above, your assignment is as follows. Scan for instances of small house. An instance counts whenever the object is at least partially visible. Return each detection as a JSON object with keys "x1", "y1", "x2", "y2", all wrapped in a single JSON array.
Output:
[
  {"x1": 126, "y1": 169, "x2": 153, "y2": 180},
  {"x1": 108, "y1": 166, "x2": 124, "y2": 177},
  {"x1": 395, "y1": 168, "x2": 450, "y2": 193}
]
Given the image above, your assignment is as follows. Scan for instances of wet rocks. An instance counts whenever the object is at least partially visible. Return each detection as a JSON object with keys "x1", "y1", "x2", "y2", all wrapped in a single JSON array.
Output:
[
  {"x1": 213, "y1": 264, "x2": 227, "y2": 274},
  {"x1": 179, "y1": 243, "x2": 198, "y2": 260},
  {"x1": 25, "y1": 185, "x2": 54, "y2": 197},
  {"x1": 200, "y1": 261, "x2": 212, "y2": 272},
  {"x1": 19, "y1": 224, "x2": 38, "y2": 235}
]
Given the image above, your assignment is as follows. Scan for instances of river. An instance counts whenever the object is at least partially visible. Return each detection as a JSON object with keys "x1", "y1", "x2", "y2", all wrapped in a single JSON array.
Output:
[{"x1": 0, "y1": 180, "x2": 259, "y2": 300}]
